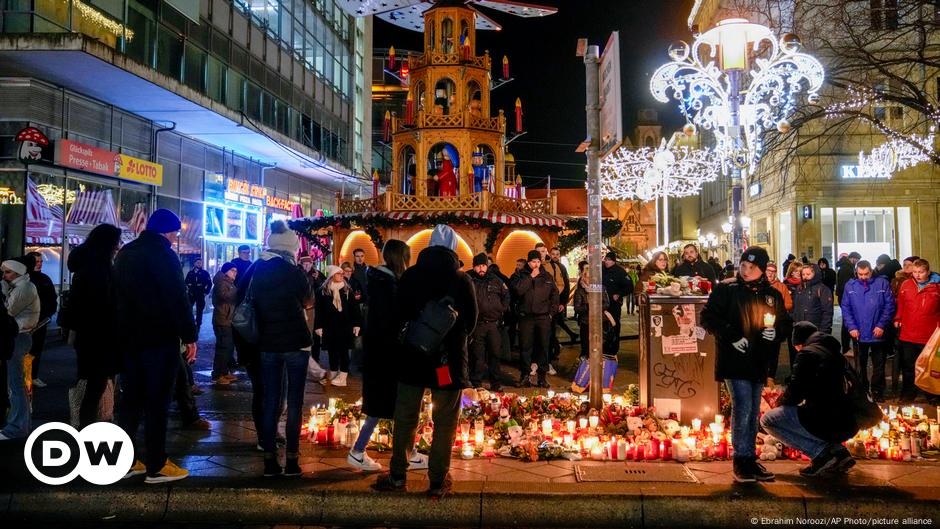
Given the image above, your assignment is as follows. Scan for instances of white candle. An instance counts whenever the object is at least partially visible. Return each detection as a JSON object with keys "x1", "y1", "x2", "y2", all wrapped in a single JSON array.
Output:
[
  {"x1": 542, "y1": 418, "x2": 553, "y2": 436},
  {"x1": 567, "y1": 420, "x2": 576, "y2": 433},
  {"x1": 589, "y1": 415, "x2": 599, "y2": 428},
  {"x1": 602, "y1": 393, "x2": 612, "y2": 404},
  {"x1": 579, "y1": 417, "x2": 588, "y2": 429},
  {"x1": 714, "y1": 414, "x2": 724, "y2": 425},
  {"x1": 692, "y1": 418, "x2": 702, "y2": 431},
  {"x1": 547, "y1": 389, "x2": 555, "y2": 398}
]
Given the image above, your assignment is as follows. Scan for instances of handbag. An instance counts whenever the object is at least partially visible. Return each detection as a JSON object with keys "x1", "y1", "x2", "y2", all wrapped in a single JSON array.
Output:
[
  {"x1": 914, "y1": 327, "x2": 940, "y2": 395},
  {"x1": 232, "y1": 275, "x2": 259, "y2": 344},
  {"x1": 400, "y1": 296, "x2": 457, "y2": 357}
]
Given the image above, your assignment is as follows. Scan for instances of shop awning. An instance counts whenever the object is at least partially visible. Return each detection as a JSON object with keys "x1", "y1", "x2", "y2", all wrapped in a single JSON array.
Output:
[{"x1": 337, "y1": 211, "x2": 568, "y2": 228}]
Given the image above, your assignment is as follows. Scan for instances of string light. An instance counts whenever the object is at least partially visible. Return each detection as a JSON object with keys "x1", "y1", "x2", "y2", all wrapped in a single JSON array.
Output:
[
  {"x1": 600, "y1": 140, "x2": 722, "y2": 201},
  {"x1": 36, "y1": 183, "x2": 77, "y2": 206},
  {"x1": 857, "y1": 128, "x2": 936, "y2": 180},
  {"x1": 74, "y1": 0, "x2": 135, "y2": 41}
]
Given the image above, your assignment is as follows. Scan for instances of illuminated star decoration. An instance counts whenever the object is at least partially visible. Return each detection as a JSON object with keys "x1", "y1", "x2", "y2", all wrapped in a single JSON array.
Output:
[
  {"x1": 857, "y1": 128, "x2": 936, "y2": 179},
  {"x1": 600, "y1": 139, "x2": 722, "y2": 201},
  {"x1": 649, "y1": 27, "x2": 824, "y2": 173}
]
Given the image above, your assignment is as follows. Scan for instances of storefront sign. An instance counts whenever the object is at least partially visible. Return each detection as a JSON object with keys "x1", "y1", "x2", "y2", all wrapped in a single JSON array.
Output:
[
  {"x1": 56, "y1": 139, "x2": 163, "y2": 186},
  {"x1": 14, "y1": 127, "x2": 52, "y2": 164},
  {"x1": 841, "y1": 164, "x2": 887, "y2": 180},
  {"x1": 265, "y1": 194, "x2": 293, "y2": 211},
  {"x1": 225, "y1": 178, "x2": 265, "y2": 207}
]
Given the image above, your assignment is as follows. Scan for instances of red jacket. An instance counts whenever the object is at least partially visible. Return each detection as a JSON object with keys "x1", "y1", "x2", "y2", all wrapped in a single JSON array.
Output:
[{"x1": 894, "y1": 276, "x2": 940, "y2": 344}]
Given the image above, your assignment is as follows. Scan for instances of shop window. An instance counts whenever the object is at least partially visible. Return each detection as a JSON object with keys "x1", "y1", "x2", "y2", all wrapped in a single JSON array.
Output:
[
  {"x1": 156, "y1": 25, "x2": 184, "y2": 79},
  {"x1": 180, "y1": 165, "x2": 204, "y2": 201},
  {"x1": 25, "y1": 173, "x2": 65, "y2": 288},
  {"x1": 119, "y1": 186, "x2": 150, "y2": 242},
  {"x1": 835, "y1": 207, "x2": 896, "y2": 260},
  {"x1": 226, "y1": 70, "x2": 245, "y2": 111},
  {"x1": 126, "y1": 2, "x2": 157, "y2": 66},
  {"x1": 179, "y1": 199, "x2": 203, "y2": 259},
  {"x1": 65, "y1": 178, "x2": 119, "y2": 250},
  {"x1": 184, "y1": 43, "x2": 207, "y2": 93},
  {"x1": 207, "y1": 56, "x2": 225, "y2": 103}
]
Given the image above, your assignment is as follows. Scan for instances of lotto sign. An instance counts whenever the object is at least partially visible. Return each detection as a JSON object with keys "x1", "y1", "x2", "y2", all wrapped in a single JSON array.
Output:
[{"x1": 24, "y1": 422, "x2": 133, "y2": 485}]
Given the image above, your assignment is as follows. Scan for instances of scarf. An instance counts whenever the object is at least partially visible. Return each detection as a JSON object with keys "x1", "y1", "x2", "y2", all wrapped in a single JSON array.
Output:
[
  {"x1": 739, "y1": 275, "x2": 770, "y2": 292},
  {"x1": 328, "y1": 280, "x2": 345, "y2": 312}
]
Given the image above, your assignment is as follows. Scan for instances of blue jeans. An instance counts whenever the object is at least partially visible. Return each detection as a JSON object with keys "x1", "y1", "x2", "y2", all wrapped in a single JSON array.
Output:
[
  {"x1": 353, "y1": 415, "x2": 380, "y2": 453},
  {"x1": 726, "y1": 379, "x2": 763, "y2": 461},
  {"x1": 760, "y1": 405, "x2": 829, "y2": 460},
  {"x1": 261, "y1": 351, "x2": 307, "y2": 454},
  {"x1": 2, "y1": 334, "x2": 32, "y2": 438}
]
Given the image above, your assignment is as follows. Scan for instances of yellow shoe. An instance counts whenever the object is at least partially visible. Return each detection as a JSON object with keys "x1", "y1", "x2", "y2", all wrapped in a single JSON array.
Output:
[
  {"x1": 123, "y1": 459, "x2": 146, "y2": 479},
  {"x1": 144, "y1": 459, "x2": 189, "y2": 484}
]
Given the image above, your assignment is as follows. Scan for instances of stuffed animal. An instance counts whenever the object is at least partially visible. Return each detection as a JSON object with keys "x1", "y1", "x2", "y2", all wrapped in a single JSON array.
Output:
[{"x1": 759, "y1": 435, "x2": 783, "y2": 461}]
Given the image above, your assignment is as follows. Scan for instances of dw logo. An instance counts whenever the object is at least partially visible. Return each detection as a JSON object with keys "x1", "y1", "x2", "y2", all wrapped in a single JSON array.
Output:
[{"x1": 24, "y1": 422, "x2": 133, "y2": 485}]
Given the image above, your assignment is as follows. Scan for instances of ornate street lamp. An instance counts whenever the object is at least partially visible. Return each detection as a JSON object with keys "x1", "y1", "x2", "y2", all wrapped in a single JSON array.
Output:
[{"x1": 650, "y1": 18, "x2": 825, "y2": 260}]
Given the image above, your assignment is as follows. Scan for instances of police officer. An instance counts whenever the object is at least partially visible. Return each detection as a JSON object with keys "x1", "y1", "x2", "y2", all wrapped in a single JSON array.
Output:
[
  {"x1": 511, "y1": 250, "x2": 559, "y2": 388},
  {"x1": 469, "y1": 253, "x2": 509, "y2": 391}
]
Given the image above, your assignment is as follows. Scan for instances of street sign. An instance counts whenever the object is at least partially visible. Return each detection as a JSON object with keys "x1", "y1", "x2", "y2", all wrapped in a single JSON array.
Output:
[{"x1": 599, "y1": 31, "x2": 623, "y2": 157}]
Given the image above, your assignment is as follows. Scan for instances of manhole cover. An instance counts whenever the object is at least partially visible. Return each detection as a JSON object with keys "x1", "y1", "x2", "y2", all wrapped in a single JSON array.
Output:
[{"x1": 575, "y1": 463, "x2": 699, "y2": 483}]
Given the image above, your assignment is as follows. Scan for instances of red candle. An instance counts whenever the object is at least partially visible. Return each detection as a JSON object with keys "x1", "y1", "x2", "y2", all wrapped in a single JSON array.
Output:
[
  {"x1": 327, "y1": 425, "x2": 335, "y2": 446},
  {"x1": 316, "y1": 428, "x2": 328, "y2": 445},
  {"x1": 514, "y1": 98, "x2": 523, "y2": 133},
  {"x1": 662, "y1": 440, "x2": 672, "y2": 461},
  {"x1": 502, "y1": 55, "x2": 509, "y2": 79},
  {"x1": 372, "y1": 169, "x2": 380, "y2": 196},
  {"x1": 389, "y1": 46, "x2": 397, "y2": 69},
  {"x1": 627, "y1": 444, "x2": 635, "y2": 461},
  {"x1": 648, "y1": 441, "x2": 659, "y2": 460},
  {"x1": 405, "y1": 94, "x2": 414, "y2": 126},
  {"x1": 383, "y1": 110, "x2": 391, "y2": 142},
  {"x1": 717, "y1": 439, "x2": 728, "y2": 459},
  {"x1": 636, "y1": 444, "x2": 645, "y2": 460}
]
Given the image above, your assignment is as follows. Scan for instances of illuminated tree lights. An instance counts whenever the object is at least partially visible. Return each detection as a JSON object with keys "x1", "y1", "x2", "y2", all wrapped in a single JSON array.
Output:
[
  {"x1": 600, "y1": 141, "x2": 722, "y2": 201},
  {"x1": 857, "y1": 128, "x2": 936, "y2": 179}
]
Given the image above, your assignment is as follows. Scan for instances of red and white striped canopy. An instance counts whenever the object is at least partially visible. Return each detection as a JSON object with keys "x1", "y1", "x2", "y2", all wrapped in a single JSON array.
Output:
[{"x1": 339, "y1": 211, "x2": 567, "y2": 228}]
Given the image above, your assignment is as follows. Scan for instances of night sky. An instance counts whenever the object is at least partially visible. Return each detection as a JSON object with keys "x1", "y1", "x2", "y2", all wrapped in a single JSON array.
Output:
[{"x1": 374, "y1": 0, "x2": 692, "y2": 188}]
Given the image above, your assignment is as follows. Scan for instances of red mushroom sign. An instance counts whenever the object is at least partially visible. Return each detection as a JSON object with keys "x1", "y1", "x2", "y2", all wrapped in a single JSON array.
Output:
[{"x1": 14, "y1": 127, "x2": 51, "y2": 163}]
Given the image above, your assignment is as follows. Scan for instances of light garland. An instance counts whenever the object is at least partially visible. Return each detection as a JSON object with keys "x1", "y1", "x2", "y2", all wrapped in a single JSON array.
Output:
[
  {"x1": 36, "y1": 183, "x2": 77, "y2": 205},
  {"x1": 857, "y1": 127, "x2": 936, "y2": 179},
  {"x1": 600, "y1": 140, "x2": 722, "y2": 201},
  {"x1": 73, "y1": 0, "x2": 135, "y2": 41},
  {"x1": 649, "y1": 24, "x2": 824, "y2": 173}
]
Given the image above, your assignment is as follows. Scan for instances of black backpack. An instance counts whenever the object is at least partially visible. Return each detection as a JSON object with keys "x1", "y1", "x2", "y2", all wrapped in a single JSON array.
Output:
[
  {"x1": 842, "y1": 361, "x2": 883, "y2": 429},
  {"x1": 400, "y1": 296, "x2": 457, "y2": 358}
]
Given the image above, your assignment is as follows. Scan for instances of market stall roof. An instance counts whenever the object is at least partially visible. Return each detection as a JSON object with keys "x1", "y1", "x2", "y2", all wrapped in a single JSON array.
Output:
[
  {"x1": 317, "y1": 210, "x2": 569, "y2": 228},
  {"x1": 524, "y1": 188, "x2": 617, "y2": 218}
]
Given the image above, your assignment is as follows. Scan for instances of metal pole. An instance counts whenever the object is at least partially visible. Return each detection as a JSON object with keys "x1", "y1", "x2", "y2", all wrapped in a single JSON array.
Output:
[
  {"x1": 728, "y1": 69, "x2": 744, "y2": 263},
  {"x1": 584, "y1": 45, "x2": 603, "y2": 409},
  {"x1": 663, "y1": 195, "x2": 669, "y2": 247}
]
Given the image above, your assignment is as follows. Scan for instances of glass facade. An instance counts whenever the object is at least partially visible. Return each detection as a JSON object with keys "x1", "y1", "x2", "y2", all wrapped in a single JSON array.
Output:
[{"x1": 0, "y1": 0, "x2": 363, "y2": 172}]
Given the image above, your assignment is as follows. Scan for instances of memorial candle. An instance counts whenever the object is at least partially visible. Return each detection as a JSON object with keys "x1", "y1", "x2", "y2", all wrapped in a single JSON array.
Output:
[
  {"x1": 589, "y1": 415, "x2": 599, "y2": 429},
  {"x1": 567, "y1": 420, "x2": 576, "y2": 433},
  {"x1": 542, "y1": 418, "x2": 553, "y2": 436},
  {"x1": 579, "y1": 417, "x2": 588, "y2": 430},
  {"x1": 692, "y1": 418, "x2": 702, "y2": 432}
]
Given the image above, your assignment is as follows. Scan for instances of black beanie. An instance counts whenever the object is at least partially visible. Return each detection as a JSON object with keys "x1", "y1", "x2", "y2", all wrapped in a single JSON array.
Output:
[
  {"x1": 527, "y1": 250, "x2": 542, "y2": 261},
  {"x1": 792, "y1": 321, "x2": 818, "y2": 347},
  {"x1": 605, "y1": 251, "x2": 618, "y2": 261},
  {"x1": 740, "y1": 246, "x2": 769, "y2": 272},
  {"x1": 472, "y1": 252, "x2": 488, "y2": 267}
]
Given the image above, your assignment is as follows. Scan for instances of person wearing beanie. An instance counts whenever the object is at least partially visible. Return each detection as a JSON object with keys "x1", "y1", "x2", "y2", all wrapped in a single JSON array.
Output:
[
  {"x1": 873, "y1": 253, "x2": 902, "y2": 283},
  {"x1": 469, "y1": 252, "x2": 510, "y2": 390},
  {"x1": 211, "y1": 261, "x2": 240, "y2": 385},
  {"x1": 241, "y1": 219, "x2": 315, "y2": 477},
  {"x1": 0, "y1": 258, "x2": 40, "y2": 440},
  {"x1": 113, "y1": 208, "x2": 198, "y2": 481},
  {"x1": 314, "y1": 265, "x2": 361, "y2": 388},
  {"x1": 510, "y1": 248, "x2": 558, "y2": 387},
  {"x1": 601, "y1": 250, "x2": 632, "y2": 357},
  {"x1": 761, "y1": 321, "x2": 857, "y2": 478},
  {"x1": 185, "y1": 258, "x2": 212, "y2": 330},
  {"x1": 701, "y1": 245, "x2": 791, "y2": 483}
]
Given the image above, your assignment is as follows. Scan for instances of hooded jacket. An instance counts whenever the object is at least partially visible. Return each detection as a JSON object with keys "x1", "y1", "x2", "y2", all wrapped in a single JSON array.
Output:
[
  {"x1": 397, "y1": 245, "x2": 478, "y2": 389},
  {"x1": 840, "y1": 275, "x2": 896, "y2": 343},
  {"x1": 779, "y1": 332, "x2": 859, "y2": 443},
  {"x1": 113, "y1": 230, "x2": 196, "y2": 350},
  {"x1": 511, "y1": 264, "x2": 559, "y2": 318},
  {"x1": 471, "y1": 269, "x2": 510, "y2": 322},
  {"x1": 602, "y1": 262, "x2": 633, "y2": 305},
  {"x1": 246, "y1": 251, "x2": 312, "y2": 353},
  {"x1": 67, "y1": 243, "x2": 119, "y2": 377},
  {"x1": 791, "y1": 264, "x2": 834, "y2": 334},
  {"x1": 2, "y1": 274, "x2": 39, "y2": 333},
  {"x1": 768, "y1": 278, "x2": 794, "y2": 312},
  {"x1": 701, "y1": 275, "x2": 792, "y2": 382},
  {"x1": 362, "y1": 265, "x2": 403, "y2": 419},
  {"x1": 211, "y1": 271, "x2": 238, "y2": 327},
  {"x1": 573, "y1": 280, "x2": 609, "y2": 326},
  {"x1": 894, "y1": 272, "x2": 940, "y2": 344}
]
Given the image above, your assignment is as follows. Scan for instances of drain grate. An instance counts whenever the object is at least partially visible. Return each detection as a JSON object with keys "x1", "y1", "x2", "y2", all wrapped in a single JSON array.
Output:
[{"x1": 575, "y1": 463, "x2": 699, "y2": 483}]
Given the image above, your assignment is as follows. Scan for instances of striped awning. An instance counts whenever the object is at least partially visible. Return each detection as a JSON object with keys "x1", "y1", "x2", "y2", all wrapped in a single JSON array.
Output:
[{"x1": 335, "y1": 211, "x2": 567, "y2": 228}]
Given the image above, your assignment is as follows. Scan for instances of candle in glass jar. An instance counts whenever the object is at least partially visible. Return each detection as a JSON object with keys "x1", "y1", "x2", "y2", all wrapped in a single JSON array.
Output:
[
  {"x1": 692, "y1": 418, "x2": 702, "y2": 431},
  {"x1": 763, "y1": 312, "x2": 775, "y2": 327},
  {"x1": 475, "y1": 429, "x2": 485, "y2": 445},
  {"x1": 542, "y1": 418, "x2": 553, "y2": 436},
  {"x1": 579, "y1": 417, "x2": 589, "y2": 430},
  {"x1": 589, "y1": 415, "x2": 599, "y2": 429},
  {"x1": 547, "y1": 389, "x2": 555, "y2": 398},
  {"x1": 462, "y1": 443, "x2": 474, "y2": 459},
  {"x1": 714, "y1": 414, "x2": 724, "y2": 426},
  {"x1": 563, "y1": 433, "x2": 574, "y2": 447},
  {"x1": 567, "y1": 420, "x2": 576, "y2": 433}
]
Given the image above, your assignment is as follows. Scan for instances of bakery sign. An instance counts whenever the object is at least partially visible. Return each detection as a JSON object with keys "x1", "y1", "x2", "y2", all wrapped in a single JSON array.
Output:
[{"x1": 55, "y1": 139, "x2": 163, "y2": 186}]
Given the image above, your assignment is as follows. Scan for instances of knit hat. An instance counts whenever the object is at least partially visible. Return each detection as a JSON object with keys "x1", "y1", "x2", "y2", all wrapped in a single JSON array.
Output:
[
  {"x1": 792, "y1": 321, "x2": 818, "y2": 347},
  {"x1": 325, "y1": 264, "x2": 343, "y2": 279},
  {"x1": 266, "y1": 220, "x2": 300, "y2": 254},
  {"x1": 146, "y1": 208, "x2": 182, "y2": 234},
  {"x1": 299, "y1": 255, "x2": 313, "y2": 264},
  {"x1": 605, "y1": 251, "x2": 618, "y2": 261},
  {"x1": 220, "y1": 262, "x2": 236, "y2": 274},
  {"x1": 904, "y1": 255, "x2": 920, "y2": 264},
  {"x1": 740, "y1": 246, "x2": 770, "y2": 272},
  {"x1": 472, "y1": 252, "x2": 488, "y2": 267},
  {"x1": 428, "y1": 224, "x2": 458, "y2": 251},
  {"x1": 876, "y1": 254, "x2": 891, "y2": 266},
  {"x1": 848, "y1": 251, "x2": 862, "y2": 259},
  {"x1": 527, "y1": 250, "x2": 542, "y2": 262},
  {"x1": 1, "y1": 259, "x2": 26, "y2": 276}
]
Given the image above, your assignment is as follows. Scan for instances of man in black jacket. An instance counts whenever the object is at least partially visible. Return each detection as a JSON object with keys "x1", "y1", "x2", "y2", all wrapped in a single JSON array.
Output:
[
  {"x1": 114, "y1": 209, "x2": 197, "y2": 484},
  {"x1": 469, "y1": 252, "x2": 509, "y2": 391},
  {"x1": 701, "y1": 246, "x2": 791, "y2": 484},
  {"x1": 375, "y1": 225, "x2": 477, "y2": 499},
  {"x1": 185, "y1": 258, "x2": 212, "y2": 329},
  {"x1": 229, "y1": 245, "x2": 253, "y2": 285},
  {"x1": 761, "y1": 322, "x2": 857, "y2": 477},
  {"x1": 672, "y1": 244, "x2": 718, "y2": 283},
  {"x1": 601, "y1": 251, "x2": 632, "y2": 356},
  {"x1": 24, "y1": 252, "x2": 56, "y2": 387},
  {"x1": 511, "y1": 250, "x2": 559, "y2": 388}
]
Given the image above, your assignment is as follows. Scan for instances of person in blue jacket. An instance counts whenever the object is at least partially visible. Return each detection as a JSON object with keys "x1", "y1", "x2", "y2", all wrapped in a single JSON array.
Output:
[{"x1": 840, "y1": 260, "x2": 896, "y2": 401}]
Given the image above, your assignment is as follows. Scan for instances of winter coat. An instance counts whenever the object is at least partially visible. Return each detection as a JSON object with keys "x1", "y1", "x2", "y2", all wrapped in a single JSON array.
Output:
[
  {"x1": 701, "y1": 276, "x2": 792, "y2": 382},
  {"x1": 185, "y1": 267, "x2": 212, "y2": 301},
  {"x1": 28, "y1": 271, "x2": 57, "y2": 321},
  {"x1": 211, "y1": 271, "x2": 238, "y2": 327},
  {"x1": 672, "y1": 259, "x2": 718, "y2": 283},
  {"x1": 573, "y1": 282, "x2": 609, "y2": 326},
  {"x1": 840, "y1": 275, "x2": 896, "y2": 343},
  {"x1": 362, "y1": 266, "x2": 402, "y2": 418},
  {"x1": 471, "y1": 270, "x2": 509, "y2": 323},
  {"x1": 314, "y1": 280, "x2": 362, "y2": 351},
  {"x1": 352, "y1": 263, "x2": 370, "y2": 303},
  {"x1": 894, "y1": 273, "x2": 940, "y2": 345},
  {"x1": 836, "y1": 260, "x2": 855, "y2": 300},
  {"x1": 67, "y1": 243, "x2": 119, "y2": 377},
  {"x1": 818, "y1": 266, "x2": 837, "y2": 294},
  {"x1": 891, "y1": 271, "x2": 909, "y2": 298},
  {"x1": 769, "y1": 279, "x2": 793, "y2": 312},
  {"x1": 875, "y1": 259, "x2": 902, "y2": 284},
  {"x1": 397, "y1": 245, "x2": 477, "y2": 390},
  {"x1": 602, "y1": 263, "x2": 632, "y2": 306},
  {"x1": 113, "y1": 230, "x2": 196, "y2": 350},
  {"x1": 230, "y1": 257, "x2": 252, "y2": 287},
  {"x1": 511, "y1": 265, "x2": 560, "y2": 318},
  {"x1": 791, "y1": 265, "x2": 834, "y2": 334},
  {"x1": 3, "y1": 274, "x2": 39, "y2": 333},
  {"x1": 541, "y1": 259, "x2": 571, "y2": 304},
  {"x1": 778, "y1": 332, "x2": 859, "y2": 443},
  {"x1": 248, "y1": 252, "x2": 312, "y2": 353}
]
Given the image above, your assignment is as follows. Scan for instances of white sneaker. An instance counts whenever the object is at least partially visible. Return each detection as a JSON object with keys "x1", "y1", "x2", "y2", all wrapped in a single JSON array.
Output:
[
  {"x1": 347, "y1": 450, "x2": 383, "y2": 471},
  {"x1": 332, "y1": 371, "x2": 348, "y2": 387},
  {"x1": 319, "y1": 371, "x2": 333, "y2": 386},
  {"x1": 547, "y1": 364, "x2": 557, "y2": 376},
  {"x1": 408, "y1": 452, "x2": 429, "y2": 470},
  {"x1": 308, "y1": 357, "x2": 326, "y2": 380},
  {"x1": 32, "y1": 378, "x2": 47, "y2": 388}
]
